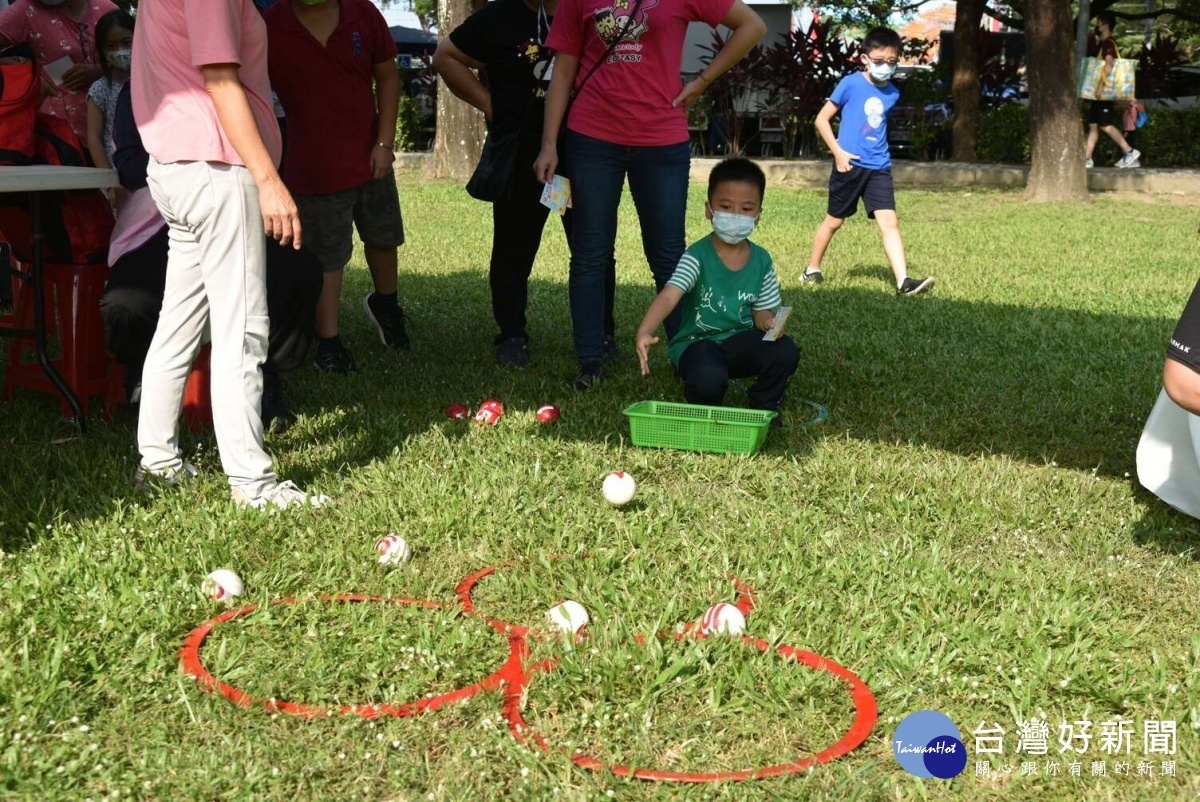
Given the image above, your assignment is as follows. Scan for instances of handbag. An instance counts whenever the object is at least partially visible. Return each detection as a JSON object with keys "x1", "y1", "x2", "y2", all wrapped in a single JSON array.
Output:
[
  {"x1": 466, "y1": 123, "x2": 525, "y2": 203},
  {"x1": 1079, "y1": 42, "x2": 1136, "y2": 102}
]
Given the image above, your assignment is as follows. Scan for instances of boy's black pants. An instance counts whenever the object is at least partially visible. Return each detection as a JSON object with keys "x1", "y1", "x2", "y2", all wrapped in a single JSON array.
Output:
[{"x1": 677, "y1": 329, "x2": 801, "y2": 411}]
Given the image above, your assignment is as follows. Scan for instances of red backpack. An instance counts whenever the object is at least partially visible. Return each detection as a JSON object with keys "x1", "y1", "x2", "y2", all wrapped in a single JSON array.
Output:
[
  {"x1": 0, "y1": 51, "x2": 113, "y2": 265},
  {"x1": 0, "y1": 54, "x2": 38, "y2": 163}
]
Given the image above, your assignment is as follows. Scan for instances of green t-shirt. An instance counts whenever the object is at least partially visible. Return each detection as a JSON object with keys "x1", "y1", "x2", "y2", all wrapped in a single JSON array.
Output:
[{"x1": 666, "y1": 235, "x2": 783, "y2": 366}]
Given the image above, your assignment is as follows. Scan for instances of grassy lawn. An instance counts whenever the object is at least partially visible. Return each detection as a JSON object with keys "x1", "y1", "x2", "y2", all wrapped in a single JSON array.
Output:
[{"x1": 2, "y1": 172, "x2": 1200, "y2": 800}]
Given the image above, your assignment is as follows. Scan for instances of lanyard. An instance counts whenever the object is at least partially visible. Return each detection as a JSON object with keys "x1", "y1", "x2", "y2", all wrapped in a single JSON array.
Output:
[{"x1": 535, "y1": 0, "x2": 549, "y2": 46}]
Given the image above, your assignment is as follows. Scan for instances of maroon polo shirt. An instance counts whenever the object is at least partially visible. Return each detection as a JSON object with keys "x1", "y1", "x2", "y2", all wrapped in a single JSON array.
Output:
[{"x1": 263, "y1": 0, "x2": 397, "y2": 195}]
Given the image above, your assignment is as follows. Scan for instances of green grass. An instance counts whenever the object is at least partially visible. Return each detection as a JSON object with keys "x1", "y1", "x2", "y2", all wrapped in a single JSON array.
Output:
[{"x1": 2, "y1": 173, "x2": 1200, "y2": 800}]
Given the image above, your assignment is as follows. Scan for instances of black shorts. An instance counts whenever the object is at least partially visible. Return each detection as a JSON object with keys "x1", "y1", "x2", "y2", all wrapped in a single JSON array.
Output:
[
  {"x1": 1168, "y1": 277, "x2": 1200, "y2": 373},
  {"x1": 1088, "y1": 101, "x2": 1117, "y2": 127},
  {"x1": 827, "y1": 165, "x2": 895, "y2": 220}
]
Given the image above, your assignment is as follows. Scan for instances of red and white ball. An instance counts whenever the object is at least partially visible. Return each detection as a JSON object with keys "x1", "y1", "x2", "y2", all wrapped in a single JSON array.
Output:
[
  {"x1": 699, "y1": 603, "x2": 746, "y2": 636},
  {"x1": 375, "y1": 533, "x2": 412, "y2": 565},
  {"x1": 601, "y1": 471, "x2": 636, "y2": 506},
  {"x1": 202, "y1": 569, "x2": 244, "y2": 603},
  {"x1": 475, "y1": 398, "x2": 504, "y2": 426},
  {"x1": 444, "y1": 403, "x2": 470, "y2": 420},
  {"x1": 535, "y1": 404, "x2": 561, "y2": 425}
]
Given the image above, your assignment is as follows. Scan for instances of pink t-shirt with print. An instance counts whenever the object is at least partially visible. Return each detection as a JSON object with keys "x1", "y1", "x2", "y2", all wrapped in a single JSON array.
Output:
[
  {"x1": 0, "y1": 0, "x2": 117, "y2": 142},
  {"x1": 131, "y1": 0, "x2": 281, "y2": 168},
  {"x1": 546, "y1": 0, "x2": 732, "y2": 147}
]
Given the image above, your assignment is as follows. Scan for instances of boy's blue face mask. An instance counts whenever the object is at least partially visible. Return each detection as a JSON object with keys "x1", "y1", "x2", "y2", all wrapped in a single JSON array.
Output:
[{"x1": 709, "y1": 206, "x2": 757, "y2": 245}]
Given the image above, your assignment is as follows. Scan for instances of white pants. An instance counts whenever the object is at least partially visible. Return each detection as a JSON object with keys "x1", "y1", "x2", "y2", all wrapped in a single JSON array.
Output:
[{"x1": 139, "y1": 158, "x2": 276, "y2": 496}]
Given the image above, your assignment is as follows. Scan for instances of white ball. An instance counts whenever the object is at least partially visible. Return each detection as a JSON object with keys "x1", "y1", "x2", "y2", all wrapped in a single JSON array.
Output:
[
  {"x1": 202, "y1": 569, "x2": 244, "y2": 603},
  {"x1": 546, "y1": 600, "x2": 590, "y2": 634},
  {"x1": 602, "y1": 471, "x2": 636, "y2": 506},
  {"x1": 699, "y1": 603, "x2": 746, "y2": 636},
  {"x1": 375, "y1": 534, "x2": 412, "y2": 565}
]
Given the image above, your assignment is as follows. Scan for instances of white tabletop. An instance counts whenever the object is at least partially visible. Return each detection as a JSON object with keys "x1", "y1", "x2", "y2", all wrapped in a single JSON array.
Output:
[{"x1": 0, "y1": 165, "x2": 120, "y2": 193}]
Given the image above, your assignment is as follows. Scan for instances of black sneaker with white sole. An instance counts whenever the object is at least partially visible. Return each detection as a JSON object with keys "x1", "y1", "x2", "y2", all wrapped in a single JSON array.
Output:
[
  {"x1": 801, "y1": 268, "x2": 824, "y2": 285},
  {"x1": 314, "y1": 341, "x2": 358, "y2": 373},
  {"x1": 898, "y1": 276, "x2": 935, "y2": 296},
  {"x1": 363, "y1": 293, "x2": 411, "y2": 349}
]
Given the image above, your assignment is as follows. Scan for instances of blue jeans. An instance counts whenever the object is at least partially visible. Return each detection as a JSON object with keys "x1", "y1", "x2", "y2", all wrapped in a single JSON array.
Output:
[{"x1": 565, "y1": 130, "x2": 690, "y2": 364}]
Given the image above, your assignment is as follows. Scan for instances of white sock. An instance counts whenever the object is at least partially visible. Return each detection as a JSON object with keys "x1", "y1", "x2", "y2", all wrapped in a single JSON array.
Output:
[{"x1": 804, "y1": 266, "x2": 821, "y2": 276}]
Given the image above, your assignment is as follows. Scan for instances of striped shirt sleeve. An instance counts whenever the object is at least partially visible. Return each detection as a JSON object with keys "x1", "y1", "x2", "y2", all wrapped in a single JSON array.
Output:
[
  {"x1": 752, "y1": 263, "x2": 783, "y2": 311},
  {"x1": 666, "y1": 252, "x2": 702, "y2": 294}
]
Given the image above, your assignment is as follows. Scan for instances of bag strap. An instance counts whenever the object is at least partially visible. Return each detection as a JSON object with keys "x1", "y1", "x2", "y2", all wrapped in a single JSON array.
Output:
[{"x1": 565, "y1": 0, "x2": 646, "y2": 121}]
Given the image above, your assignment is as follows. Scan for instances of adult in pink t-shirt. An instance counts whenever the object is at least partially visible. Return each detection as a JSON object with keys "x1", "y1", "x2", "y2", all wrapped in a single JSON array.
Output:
[
  {"x1": 128, "y1": 0, "x2": 323, "y2": 512},
  {"x1": 534, "y1": 0, "x2": 764, "y2": 389},
  {"x1": 0, "y1": 0, "x2": 117, "y2": 144}
]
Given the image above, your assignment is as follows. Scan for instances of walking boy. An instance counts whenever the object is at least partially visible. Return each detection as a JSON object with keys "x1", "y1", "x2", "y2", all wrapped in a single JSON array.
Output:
[
  {"x1": 264, "y1": 0, "x2": 409, "y2": 374},
  {"x1": 801, "y1": 26, "x2": 934, "y2": 296},
  {"x1": 636, "y1": 158, "x2": 799, "y2": 425}
]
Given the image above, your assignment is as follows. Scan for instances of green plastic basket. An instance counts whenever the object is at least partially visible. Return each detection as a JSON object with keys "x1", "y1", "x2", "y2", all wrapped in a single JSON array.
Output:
[{"x1": 623, "y1": 401, "x2": 777, "y2": 455}]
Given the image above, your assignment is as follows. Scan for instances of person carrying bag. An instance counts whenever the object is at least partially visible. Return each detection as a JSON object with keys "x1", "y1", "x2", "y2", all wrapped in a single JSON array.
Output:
[{"x1": 433, "y1": 0, "x2": 620, "y2": 369}]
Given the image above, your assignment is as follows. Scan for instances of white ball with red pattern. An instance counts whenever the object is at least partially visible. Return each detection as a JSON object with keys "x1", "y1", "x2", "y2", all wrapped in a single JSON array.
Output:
[
  {"x1": 699, "y1": 603, "x2": 746, "y2": 636},
  {"x1": 202, "y1": 569, "x2": 244, "y2": 603},
  {"x1": 601, "y1": 471, "x2": 636, "y2": 506},
  {"x1": 375, "y1": 533, "x2": 412, "y2": 565}
]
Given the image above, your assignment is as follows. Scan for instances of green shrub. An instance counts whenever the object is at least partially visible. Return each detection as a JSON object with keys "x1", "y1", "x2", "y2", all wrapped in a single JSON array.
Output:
[
  {"x1": 1132, "y1": 107, "x2": 1200, "y2": 167},
  {"x1": 394, "y1": 95, "x2": 422, "y2": 153},
  {"x1": 976, "y1": 103, "x2": 1030, "y2": 164},
  {"x1": 976, "y1": 103, "x2": 1200, "y2": 167}
]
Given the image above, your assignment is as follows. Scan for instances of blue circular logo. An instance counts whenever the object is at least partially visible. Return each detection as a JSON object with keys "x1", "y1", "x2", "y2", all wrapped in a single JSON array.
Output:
[{"x1": 892, "y1": 710, "x2": 967, "y2": 779}]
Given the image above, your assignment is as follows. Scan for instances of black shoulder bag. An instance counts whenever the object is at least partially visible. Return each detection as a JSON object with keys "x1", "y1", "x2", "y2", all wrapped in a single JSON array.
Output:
[{"x1": 465, "y1": 0, "x2": 643, "y2": 202}]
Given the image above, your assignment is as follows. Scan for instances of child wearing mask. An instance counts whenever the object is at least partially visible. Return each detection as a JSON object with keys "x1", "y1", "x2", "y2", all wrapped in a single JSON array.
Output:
[{"x1": 635, "y1": 158, "x2": 799, "y2": 425}]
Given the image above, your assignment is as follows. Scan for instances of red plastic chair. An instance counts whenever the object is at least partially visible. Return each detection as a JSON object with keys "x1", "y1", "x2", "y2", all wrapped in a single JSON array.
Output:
[{"x1": 4, "y1": 261, "x2": 113, "y2": 419}]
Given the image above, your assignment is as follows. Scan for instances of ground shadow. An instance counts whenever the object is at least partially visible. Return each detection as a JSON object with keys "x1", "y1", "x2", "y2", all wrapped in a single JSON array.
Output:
[{"x1": 0, "y1": 268, "x2": 1179, "y2": 546}]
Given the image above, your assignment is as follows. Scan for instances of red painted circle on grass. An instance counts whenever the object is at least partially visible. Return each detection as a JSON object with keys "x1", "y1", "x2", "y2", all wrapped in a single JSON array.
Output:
[
  {"x1": 179, "y1": 594, "x2": 527, "y2": 720},
  {"x1": 455, "y1": 560, "x2": 877, "y2": 782}
]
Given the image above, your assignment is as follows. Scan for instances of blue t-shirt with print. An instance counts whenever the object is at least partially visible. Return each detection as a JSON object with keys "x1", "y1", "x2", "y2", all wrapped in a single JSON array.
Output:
[{"x1": 829, "y1": 72, "x2": 900, "y2": 171}]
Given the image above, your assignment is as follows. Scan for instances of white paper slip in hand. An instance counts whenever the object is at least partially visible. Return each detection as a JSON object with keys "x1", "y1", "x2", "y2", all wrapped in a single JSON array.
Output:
[
  {"x1": 539, "y1": 174, "x2": 571, "y2": 215},
  {"x1": 43, "y1": 56, "x2": 74, "y2": 87},
  {"x1": 762, "y1": 306, "x2": 792, "y2": 342}
]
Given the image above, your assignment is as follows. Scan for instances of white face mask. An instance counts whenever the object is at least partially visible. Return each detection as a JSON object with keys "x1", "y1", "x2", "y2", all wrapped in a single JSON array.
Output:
[
  {"x1": 868, "y1": 62, "x2": 896, "y2": 83},
  {"x1": 709, "y1": 205, "x2": 757, "y2": 245},
  {"x1": 106, "y1": 49, "x2": 131, "y2": 71}
]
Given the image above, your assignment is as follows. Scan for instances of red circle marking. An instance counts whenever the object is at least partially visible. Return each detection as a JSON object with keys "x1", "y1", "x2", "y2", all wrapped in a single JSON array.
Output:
[
  {"x1": 179, "y1": 594, "x2": 527, "y2": 720},
  {"x1": 507, "y1": 634, "x2": 878, "y2": 782},
  {"x1": 453, "y1": 558, "x2": 757, "y2": 620},
  {"x1": 455, "y1": 560, "x2": 874, "y2": 782}
]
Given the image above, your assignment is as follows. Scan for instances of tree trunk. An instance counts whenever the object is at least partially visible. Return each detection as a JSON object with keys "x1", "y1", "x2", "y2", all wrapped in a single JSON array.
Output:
[
  {"x1": 431, "y1": 0, "x2": 487, "y2": 180},
  {"x1": 951, "y1": 0, "x2": 985, "y2": 162},
  {"x1": 1024, "y1": 0, "x2": 1088, "y2": 202}
]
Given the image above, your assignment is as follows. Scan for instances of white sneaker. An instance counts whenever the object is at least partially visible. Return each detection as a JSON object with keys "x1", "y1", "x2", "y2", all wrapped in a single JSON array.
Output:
[
  {"x1": 232, "y1": 480, "x2": 330, "y2": 511},
  {"x1": 1116, "y1": 149, "x2": 1142, "y2": 169},
  {"x1": 1085, "y1": 158, "x2": 1094, "y2": 168},
  {"x1": 133, "y1": 462, "x2": 198, "y2": 492}
]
